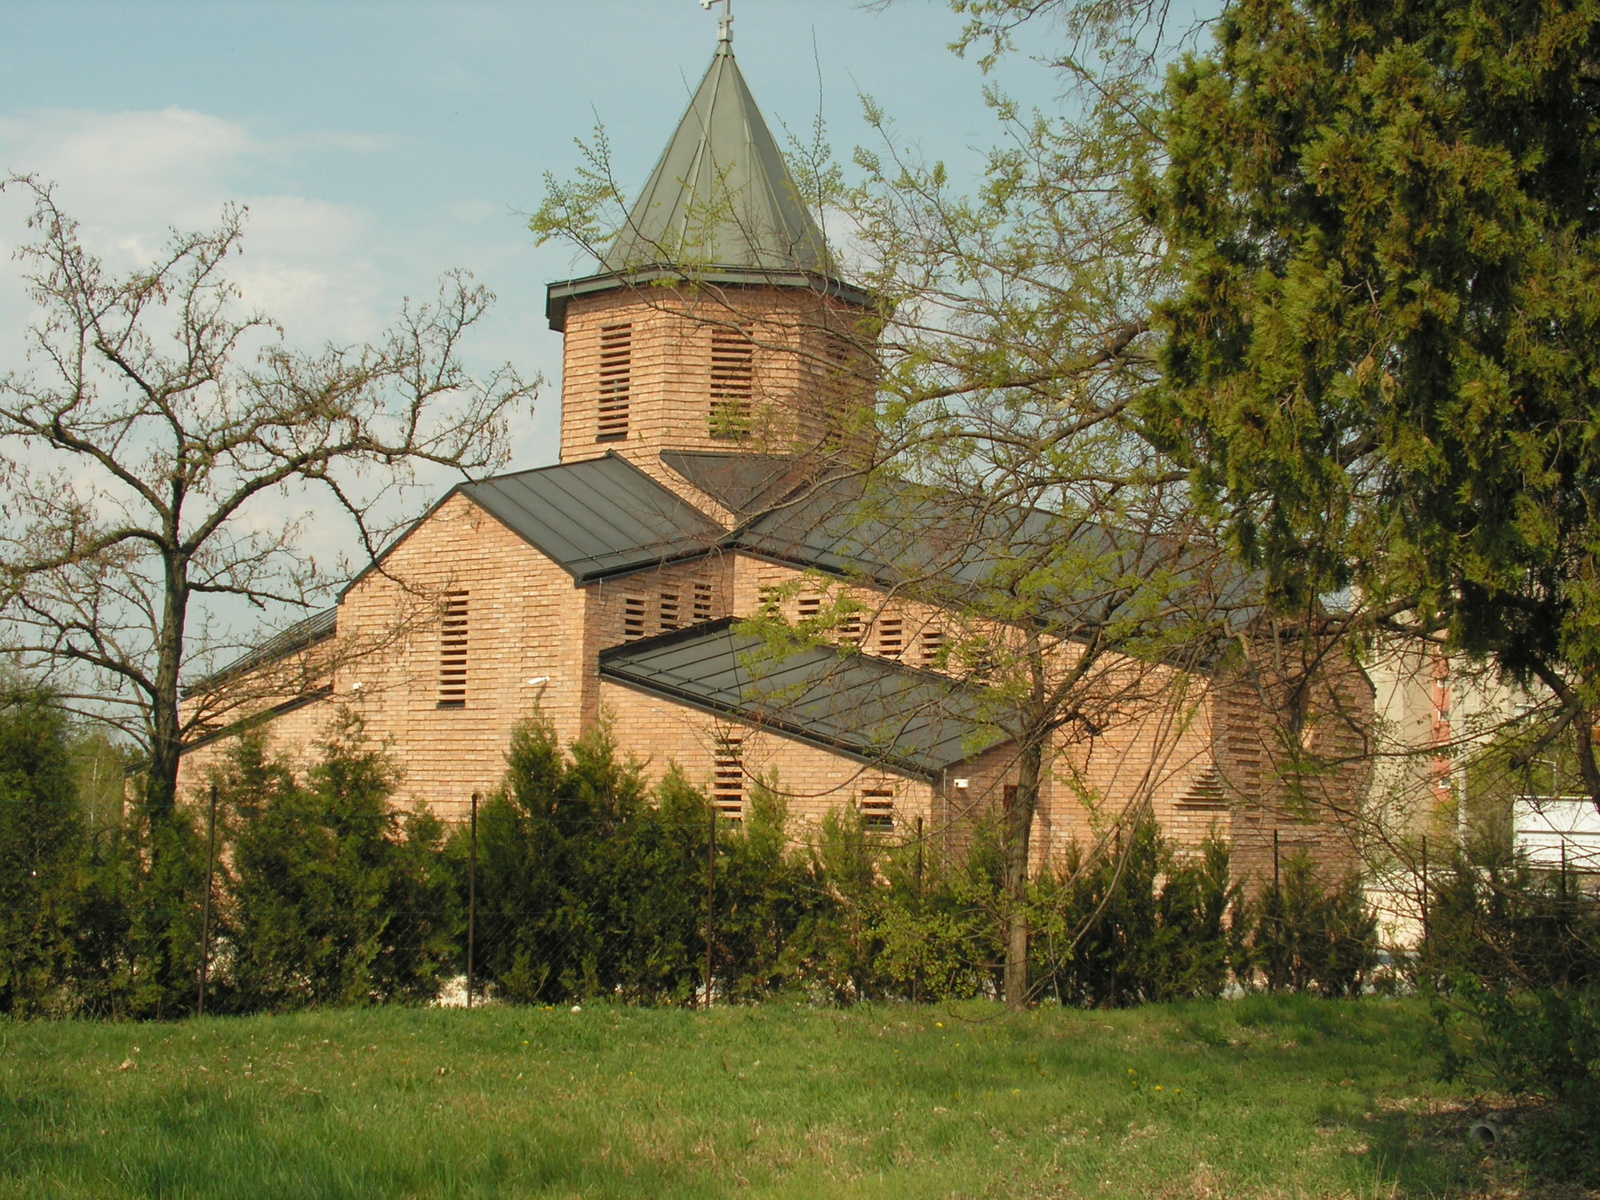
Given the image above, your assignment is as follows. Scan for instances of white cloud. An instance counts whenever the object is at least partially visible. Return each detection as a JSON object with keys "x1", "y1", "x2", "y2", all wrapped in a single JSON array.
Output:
[{"x1": 0, "y1": 106, "x2": 386, "y2": 344}]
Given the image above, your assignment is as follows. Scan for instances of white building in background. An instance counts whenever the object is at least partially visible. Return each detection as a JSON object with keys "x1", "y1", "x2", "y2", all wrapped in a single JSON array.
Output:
[{"x1": 1514, "y1": 796, "x2": 1600, "y2": 874}]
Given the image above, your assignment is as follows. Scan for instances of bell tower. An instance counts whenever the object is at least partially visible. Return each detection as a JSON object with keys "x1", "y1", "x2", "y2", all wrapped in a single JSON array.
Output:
[{"x1": 545, "y1": 23, "x2": 876, "y2": 498}]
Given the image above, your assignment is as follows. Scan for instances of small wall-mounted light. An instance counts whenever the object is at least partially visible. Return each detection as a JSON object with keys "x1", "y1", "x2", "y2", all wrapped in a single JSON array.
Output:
[
  {"x1": 351, "y1": 681, "x2": 364, "y2": 692},
  {"x1": 527, "y1": 676, "x2": 551, "y2": 687},
  {"x1": 953, "y1": 777, "x2": 970, "y2": 790}
]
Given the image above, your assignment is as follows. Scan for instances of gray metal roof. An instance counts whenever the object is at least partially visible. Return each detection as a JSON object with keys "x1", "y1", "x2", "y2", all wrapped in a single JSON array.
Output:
[
  {"x1": 461, "y1": 454, "x2": 724, "y2": 583},
  {"x1": 599, "y1": 618, "x2": 1008, "y2": 779},
  {"x1": 604, "y1": 44, "x2": 832, "y2": 278},
  {"x1": 661, "y1": 450, "x2": 814, "y2": 518},
  {"x1": 185, "y1": 607, "x2": 337, "y2": 697},
  {"x1": 725, "y1": 472, "x2": 1259, "y2": 649}
]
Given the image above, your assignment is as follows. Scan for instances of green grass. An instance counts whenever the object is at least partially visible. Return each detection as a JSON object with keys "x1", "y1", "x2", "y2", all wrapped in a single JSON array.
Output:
[{"x1": 0, "y1": 996, "x2": 1523, "y2": 1199}]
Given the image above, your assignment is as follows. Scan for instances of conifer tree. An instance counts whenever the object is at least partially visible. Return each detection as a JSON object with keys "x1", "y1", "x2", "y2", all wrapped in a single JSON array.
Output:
[{"x1": 1142, "y1": 0, "x2": 1600, "y2": 803}]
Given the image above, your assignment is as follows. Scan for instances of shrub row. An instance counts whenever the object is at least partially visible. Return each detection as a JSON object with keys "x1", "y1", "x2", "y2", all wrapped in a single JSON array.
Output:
[{"x1": 3, "y1": 696, "x2": 1380, "y2": 1016}]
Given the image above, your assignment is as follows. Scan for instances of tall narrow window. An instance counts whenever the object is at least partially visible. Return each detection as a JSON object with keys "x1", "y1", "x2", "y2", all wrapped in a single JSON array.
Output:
[
  {"x1": 709, "y1": 327, "x2": 754, "y2": 438},
  {"x1": 692, "y1": 581, "x2": 714, "y2": 623},
  {"x1": 659, "y1": 591, "x2": 680, "y2": 632},
  {"x1": 861, "y1": 787, "x2": 895, "y2": 831},
  {"x1": 821, "y1": 331, "x2": 853, "y2": 449},
  {"x1": 713, "y1": 735, "x2": 744, "y2": 819},
  {"x1": 623, "y1": 595, "x2": 646, "y2": 640},
  {"x1": 437, "y1": 591, "x2": 469, "y2": 708},
  {"x1": 876, "y1": 616, "x2": 904, "y2": 658},
  {"x1": 920, "y1": 627, "x2": 946, "y2": 665},
  {"x1": 597, "y1": 322, "x2": 632, "y2": 441}
]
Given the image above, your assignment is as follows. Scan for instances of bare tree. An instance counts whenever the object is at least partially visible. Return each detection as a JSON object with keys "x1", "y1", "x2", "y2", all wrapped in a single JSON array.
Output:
[
  {"x1": 528, "y1": 1, "x2": 1373, "y2": 1005},
  {"x1": 0, "y1": 177, "x2": 537, "y2": 814}
]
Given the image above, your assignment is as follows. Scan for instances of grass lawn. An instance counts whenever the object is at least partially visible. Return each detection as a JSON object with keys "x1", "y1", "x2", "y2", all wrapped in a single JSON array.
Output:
[{"x1": 0, "y1": 995, "x2": 1563, "y2": 1199}]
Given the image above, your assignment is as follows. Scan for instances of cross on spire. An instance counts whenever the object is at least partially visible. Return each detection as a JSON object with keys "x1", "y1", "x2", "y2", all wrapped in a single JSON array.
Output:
[{"x1": 699, "y1": 0, "x2": 732, "y2": 45}]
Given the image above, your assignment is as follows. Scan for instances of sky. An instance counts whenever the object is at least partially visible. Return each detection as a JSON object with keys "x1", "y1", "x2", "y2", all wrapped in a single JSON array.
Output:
[{"x1": 0, "y1": 0, "x2": 1071, "y2": 469}]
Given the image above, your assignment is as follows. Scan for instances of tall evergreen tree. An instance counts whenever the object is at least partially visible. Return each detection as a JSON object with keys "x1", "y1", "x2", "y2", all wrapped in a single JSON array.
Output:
[
  {"x1": 1142, "y1": 0, "x2": 1600, "y2": 801},
  {"x1": 0, "y1": 685, "x2": 81, "y2": 1014}
]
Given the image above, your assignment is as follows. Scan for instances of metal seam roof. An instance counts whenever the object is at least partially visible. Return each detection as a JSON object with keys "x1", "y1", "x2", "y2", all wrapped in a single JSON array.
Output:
[
  {"x1": 184, "y1": 607, "x2": 337, "y2": 697},
  {"x1": 461, "y1": 454, "x2": 725, "y2": 582},
  {"x1": 599, "y1": 618, "x2": 1007, "y2": 779},
  {"x1": 604, "y1": 43, "x2": 833, "y2": 278}
]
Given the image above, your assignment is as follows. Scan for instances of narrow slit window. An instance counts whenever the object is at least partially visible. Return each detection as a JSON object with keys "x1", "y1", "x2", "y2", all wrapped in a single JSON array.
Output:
[
  {"x1": 713, "y1": 735, "x2": 744, "y2": 820},
  {"x1": 659, "y1": 591, "x2": 679, "y2": 632},
  {"x1": 920, "y1": 627, "x2": 946, "y2": 665},
  {"x1": 623, "y1": 595, "x2": 646, "y2": 640},
  {"x1": 437, "y1": 590, "x2": 469, "y2": 708},
  {"x1": 597, "y1": 323, "x2": 632, "y2": 441},
  {"x1": 709, "y1": 327, "x2": 754, "y2": 438},
  {"x1": 876, "y1": 617, "x2": 903, "y2": 658},
  {"x1": 692, "y1": 581, "x2": 714, "y2": 623},
  {"x1": 822, "y1": 331, "x2": 853, "y2": 448},
  {"x1": 861, "y1": 787, "x2": 895, "y2": 832}
]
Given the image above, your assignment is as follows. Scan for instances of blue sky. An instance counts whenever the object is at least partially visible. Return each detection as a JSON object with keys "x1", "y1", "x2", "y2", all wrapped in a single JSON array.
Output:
[{"x1": 0, "y1": 1, "x2": 1068, "y2": 468}]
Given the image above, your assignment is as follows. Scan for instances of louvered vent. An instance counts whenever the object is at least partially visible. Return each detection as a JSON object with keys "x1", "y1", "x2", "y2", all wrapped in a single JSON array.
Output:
[
  {"x1": 920, "y1": 627, "x2": 946, "y2": 665},
  {"x1": 822, "y1": 331, "x2": 852, "y2": 448},
  {"x1": 713, "y1": 735, "x2": 744, "y2": 819},
  {"x1": 1175, "y1": 767, "x2": 1229, "y2": 810},
  {"x1": 709, "y1": 327, "x2": 754, "y2": 438},
  {"x1": 861, "y1": 787, "x2": 895, "y2": 831},
  {"x1": 876, "y1": 617, "x2": 904, "y2": 659},
  {"x1": 623, "y1": 595, "x2": 646, "y2": 640},
  {"x1": 437, "y1": 591, "x2": 469, "y2": 708},
  {"x1": 597, "y1": 323, "x2": 631, "y2": 441},
  {"x1": 659, "y1": 591, "x2": 679, "y2": 632},
  {"x1": 692, "y1": 581, "x2": 714, "y2": 623}
]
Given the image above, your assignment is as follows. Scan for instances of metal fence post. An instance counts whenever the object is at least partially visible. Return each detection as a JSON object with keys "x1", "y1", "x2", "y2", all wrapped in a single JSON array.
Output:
[
  {"x1": 704, "y1": 800, "x2": 717, "y2": 1007},
  {"x1": 914, "y1": 815, "x2": 925, "y2": 1005},
  {"x1": 467, "y1": 791, "x2": 479, "y2": 1009},
  {"x1": 1420, "y1": 834, "x2": 1430, "y2": 961},
  {"x1": 197, "y1": 782, "x2": 219, "y2": 1018}
]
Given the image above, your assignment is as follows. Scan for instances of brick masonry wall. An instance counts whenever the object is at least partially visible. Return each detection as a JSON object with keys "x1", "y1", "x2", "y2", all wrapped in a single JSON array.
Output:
[
  {"x1": 181, "y1": 501, "x2": 1368, "y2": 895},
  {"x1": 181, "y1": 493, "x2": 602, "y2": 820},
  {"x1": 581, "y1": 555, "x2": 734, "y2": 728},
  {"x1": 178, "y1": 256, "x2": 1374, "y2": 892},
  {"x1": 559, "y1": 284, "x2": 874, "y2": 493},
  {"x1": 598, "y1": 678, "x2": 934, "y2": 836},
  {"x1": 177, "y1": 691, "x2": 339, "y2": 799},
  {"x1": 1215, "y1": 633, "x2": 1374, "y2": 894}
]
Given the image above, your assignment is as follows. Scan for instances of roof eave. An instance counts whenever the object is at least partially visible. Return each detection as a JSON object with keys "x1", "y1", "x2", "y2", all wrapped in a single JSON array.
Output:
[
  {"x1": 545, "y1": 267, "x2": 877, "y2": 331},
  {"x1": 597, "y1": 662, "x2": 945, "y2": 782}
]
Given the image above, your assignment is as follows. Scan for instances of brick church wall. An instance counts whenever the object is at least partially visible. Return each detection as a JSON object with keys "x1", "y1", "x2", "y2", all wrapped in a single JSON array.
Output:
[
  {"x1": 559, "y1": 284, "x2": 874, "y2": 500},
  {"x1": 1214, "y1": 634, "x2": 1374, "y2": 893},
  {"x1": 598, "y1": 678, "x2": 935, "y2": 835},
  {"x1": 180, "y1": 492, "x2": 603, "y2": 820}
]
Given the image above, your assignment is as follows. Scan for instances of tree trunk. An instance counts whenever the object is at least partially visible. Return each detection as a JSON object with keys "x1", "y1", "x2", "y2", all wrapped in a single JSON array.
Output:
[
  {"x1": 1002, "y1": 733, "x2": 1043, "y2": 1009},
  {"x1": 1577, "y1": 707, "x2": 1600, "y2": 816},
  {"x1": 146, "y1": 559, "x2": 189, "y2": 817}
]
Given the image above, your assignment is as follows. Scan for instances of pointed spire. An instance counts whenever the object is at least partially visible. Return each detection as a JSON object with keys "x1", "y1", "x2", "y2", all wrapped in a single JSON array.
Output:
[{"x1": 603, "y1": 43, "x2": 833, "y2": 277}]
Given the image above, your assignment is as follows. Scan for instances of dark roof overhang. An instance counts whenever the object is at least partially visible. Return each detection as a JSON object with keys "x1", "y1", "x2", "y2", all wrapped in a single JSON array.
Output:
[
  {"x1": 183, "y1": 607, "x2": 337, "y2": 698},
  {"x1": 545, "y1": 267, "x2": 876, "y2": 332},
  {"x1": 598, "y1": 617, "x2": 1008, "y2": 781}
]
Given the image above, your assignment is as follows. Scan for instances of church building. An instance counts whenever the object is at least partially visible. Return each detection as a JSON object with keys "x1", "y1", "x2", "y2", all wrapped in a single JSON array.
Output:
[{"x1": 178, "y1": 27, "x2": 1373, "y2": 884}]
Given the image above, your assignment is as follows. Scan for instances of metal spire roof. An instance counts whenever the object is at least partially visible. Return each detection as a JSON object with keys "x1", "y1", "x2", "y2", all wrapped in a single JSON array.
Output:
[{"x1": 603, "y1": 41, "x2": 833, "y2": 277}]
